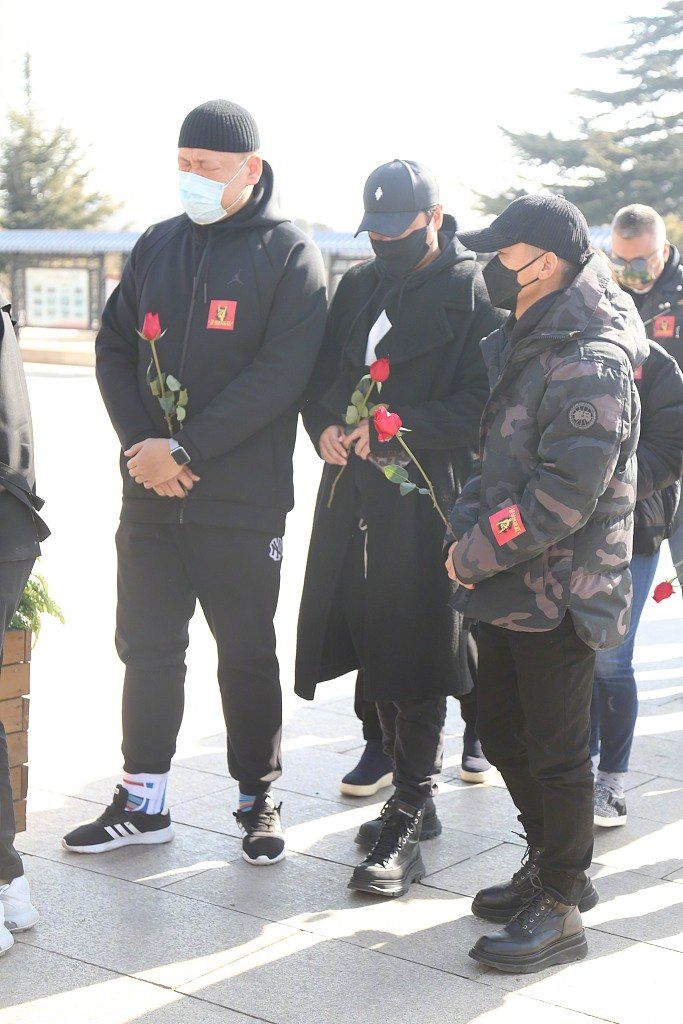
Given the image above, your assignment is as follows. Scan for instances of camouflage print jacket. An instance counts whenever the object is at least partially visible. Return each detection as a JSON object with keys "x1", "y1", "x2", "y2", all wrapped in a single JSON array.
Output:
[{"x1": 450, "y1": 253, "x2": 649, "y2": 650}]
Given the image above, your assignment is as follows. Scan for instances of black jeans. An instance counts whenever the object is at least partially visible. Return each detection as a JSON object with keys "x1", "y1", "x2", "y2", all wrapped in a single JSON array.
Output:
[
  {"x1": 116, "y1": 523, "x2": 283, "y2": 794},
  {"x1": 342, "y1": 522, "x2": 446, "y2": 806},
  {"x1": 476, "y1": 614, "x2": 596, "y2": 905},
  {"x1": 0, "y1": 558, "x2": 34, "y2": 882}
]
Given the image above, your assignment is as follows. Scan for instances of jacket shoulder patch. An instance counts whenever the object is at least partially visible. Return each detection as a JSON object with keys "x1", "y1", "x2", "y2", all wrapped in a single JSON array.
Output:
[{"x1": 568, "y1": 401, "x2": 597, "y2": 430}]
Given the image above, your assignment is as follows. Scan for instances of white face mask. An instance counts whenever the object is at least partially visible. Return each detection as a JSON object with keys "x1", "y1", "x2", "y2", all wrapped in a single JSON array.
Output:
[{"x1": 179, "y1": 158, "x2": 250, "y2": 225}]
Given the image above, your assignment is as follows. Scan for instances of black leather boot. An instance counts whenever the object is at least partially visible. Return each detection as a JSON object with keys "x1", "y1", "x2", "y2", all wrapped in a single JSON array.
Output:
[
  {"x1": 469, "y1": 887, "x2": 588, "y2": 973},
  {"x1": 355, "y1": 794, "x2": 441, "y2": 851},
  {"x1": 348, "y1": 798, "x2": 425, "y2": 897},
  {"x1": 472, "y1": 846, "x2": 599, "y2": 923}
]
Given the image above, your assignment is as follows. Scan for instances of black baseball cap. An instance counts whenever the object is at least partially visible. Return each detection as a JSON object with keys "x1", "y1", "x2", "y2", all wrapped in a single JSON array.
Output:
[
  {"x1": 458, "y1": 194, "x2": 591, "y2": 265},
  {"x1": 355, "y1": 159, "x2": 439, "y2": 238}
]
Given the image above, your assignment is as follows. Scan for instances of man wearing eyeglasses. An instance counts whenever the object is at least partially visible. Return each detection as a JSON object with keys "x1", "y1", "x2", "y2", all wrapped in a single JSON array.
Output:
[
  {"x1": 610, "y1": 205, "x2": 682, "y2": 365},
  {"x1": 610, "y1": 205, "x2": 683, "y2": 595}
]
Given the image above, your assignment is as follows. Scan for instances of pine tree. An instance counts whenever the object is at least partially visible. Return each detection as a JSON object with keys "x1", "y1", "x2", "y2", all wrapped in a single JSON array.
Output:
[
  {"x1": 478, "y1": 2, "x2": 683, "y2": 224},
  {"x1": 0, "y1": 55, "x2": 119, "y2": 229}
]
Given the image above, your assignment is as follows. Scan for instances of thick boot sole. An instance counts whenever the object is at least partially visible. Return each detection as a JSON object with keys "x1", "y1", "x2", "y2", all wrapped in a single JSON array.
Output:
[
  {"x1": 340, "y1": 772, "x2": 394, "y2": 797},
  {"x1": 348, "y1": 853, "x2": 426, "y2": 898},
  {"x1": 61, "y1": 824, "x2": 175, "y2": 854},
  {"x1": 472, "y1": 881, "x2": 599, "y2": 923},
  {"x1": 355, "y1": 816, "x2": 442, "y2": 851},
  {"x1": 469, "y1": 930, "x2": 588, "y2": 973}
]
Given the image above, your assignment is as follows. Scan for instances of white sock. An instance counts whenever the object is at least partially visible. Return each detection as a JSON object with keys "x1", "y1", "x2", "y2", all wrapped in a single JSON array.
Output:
[
  {"x1": 596, "y1": 770, "x2": 626, "y2": 799},
  {"x1": 122, "y1": 772, "x2": 169, "y2": 815}
]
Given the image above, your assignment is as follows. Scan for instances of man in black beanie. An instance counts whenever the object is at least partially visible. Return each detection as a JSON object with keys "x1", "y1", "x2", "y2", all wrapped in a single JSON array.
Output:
[{"x1": 63, "y1": 100, "x2": 327, "y2": 866}]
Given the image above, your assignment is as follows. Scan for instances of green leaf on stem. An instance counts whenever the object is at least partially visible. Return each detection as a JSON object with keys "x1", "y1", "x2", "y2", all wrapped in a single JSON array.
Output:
[
  {"x1": 384, "y1": 464, "x2": 410, "y2": 484},
  {"x1": 345, "y1": 404, "x2": 359, "y2": 426},
  {"x1": 178, "y1": 389, "x2": 188, "y2": 407},
  {"x1": 159, "y1": 394, "x2": 175, "y2": 414},
  {"x1": 350, "y1": 390, "x2": 366, "y2": 410},
  {"x1": 149, "y1": 379, "x2": 161, "y2": 397},
  {"x1": 176, "y1": 406, "x2": 186, "y2": 422},
  {"x1": 165, "y1": 374, "x2": 181, "y2": 391},
  {"x1": 399, "y1": 481, "x2": 417, "y2": 496},
  {"x1": 418, "y1": 488, "x2": 431, "y2": 495}
]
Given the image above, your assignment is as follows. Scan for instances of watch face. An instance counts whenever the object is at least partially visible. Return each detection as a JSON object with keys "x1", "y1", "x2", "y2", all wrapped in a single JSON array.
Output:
[{"x1": 172, "y1": 446, "x2": 191, "y2": 466}]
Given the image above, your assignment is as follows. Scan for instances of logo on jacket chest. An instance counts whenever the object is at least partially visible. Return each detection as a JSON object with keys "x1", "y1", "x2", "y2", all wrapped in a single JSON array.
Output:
[
  {"x1": 653, "y1": 313, "x2": 676, "y2": 340},
  {"x1": 489, "y1": 504, "x2": 526, "y2": 546},
  {"x1": 207, "y1": 299, "x2": 237, "y2": 331}
]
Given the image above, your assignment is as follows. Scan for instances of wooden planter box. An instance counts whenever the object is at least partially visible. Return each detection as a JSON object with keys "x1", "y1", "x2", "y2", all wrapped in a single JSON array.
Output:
[{"x1": 0, "y1": 630, "x2": 31, "y2": 833}]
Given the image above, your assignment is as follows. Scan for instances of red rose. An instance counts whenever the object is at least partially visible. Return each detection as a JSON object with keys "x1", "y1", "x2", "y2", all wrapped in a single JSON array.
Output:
[
  {"x1": 369, "y1": 358, "x2": 391, "y2": 383},
  {"x1": 653, "y1": 580, "x2": 675, "y2": 603},
  {"x1": 141, "y1": 312, "x2": 162, "y2": 341},
  {"x1": 373, "y1": 405, "x2": 403, "y2": 442}
]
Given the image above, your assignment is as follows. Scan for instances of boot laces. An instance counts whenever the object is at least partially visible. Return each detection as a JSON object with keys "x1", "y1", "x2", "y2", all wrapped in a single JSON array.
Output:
[
  {"x1": 369, "y1": 812, "x2": 415, "y2": 865},
  {"x1": 511, "y1": 880, "x2": 554, "y2": 932},
  {"x1": 511, "y1": 842, "x2": 541, "y2": 889}
]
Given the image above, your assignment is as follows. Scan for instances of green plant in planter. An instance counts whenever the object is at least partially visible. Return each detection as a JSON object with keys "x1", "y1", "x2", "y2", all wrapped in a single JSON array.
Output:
[{"x1": 9, "y1": 572, "x2": 64, "y2": 644}]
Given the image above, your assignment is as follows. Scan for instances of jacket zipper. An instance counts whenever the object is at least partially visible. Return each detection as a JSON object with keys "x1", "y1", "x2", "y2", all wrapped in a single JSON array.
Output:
[
  {"x1": 176, "y1": 233, "x2": 211, "y2": 526},
  {"x1": 178, "y1": 237, "x2": 211, "y2": 381}
]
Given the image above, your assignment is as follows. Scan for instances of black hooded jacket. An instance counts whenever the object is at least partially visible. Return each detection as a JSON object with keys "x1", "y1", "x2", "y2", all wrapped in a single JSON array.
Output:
[
  {"x1": 96, "y1": 163, "x2": 327, "y2": 534},
  {"x1": 625, "y1": 245, "x2": 683, "y2": 368},
  {"x1": 632, "y1": 343, "x2": 683, "y2": 555}
]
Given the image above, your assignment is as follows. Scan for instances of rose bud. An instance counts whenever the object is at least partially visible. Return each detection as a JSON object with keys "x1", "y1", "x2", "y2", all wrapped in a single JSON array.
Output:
[
  {"x1": 141, "y1": 312, "x2": 162, "y2": 341},
  {"x1": 373, "y1": 406, "x2": 403, "y2": 442},
  {"x1": 369, "y1": 358, "x2": 391, "y2": 383},
  {"x1": 653, "y1": 580, "x2": 675, "y2": 603}
]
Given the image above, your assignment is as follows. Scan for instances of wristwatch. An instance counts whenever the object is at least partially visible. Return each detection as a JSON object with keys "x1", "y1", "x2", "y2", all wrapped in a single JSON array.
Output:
[{"x1": 169, "y1": 438, "x2": 191, "y2": 466}]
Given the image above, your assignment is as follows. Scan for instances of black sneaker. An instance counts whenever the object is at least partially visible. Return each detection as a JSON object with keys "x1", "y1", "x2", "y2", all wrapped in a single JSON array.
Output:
[
  {"x1": 348, "y1": 798, "x2": 425, "y2": 897},
  {"x1": 355, "y1": 794, "x2": 442, "y2": 850},
  {"x1": 594, "y1": 783, "x2": 627, "y2": 827},
  {"x1": 472, "y1": 845, "x2": 599, "y2": 923},
  {"x1": 62, "y1": 785, "x2": 174, "y2": 854},
  {"x1": 460, "y1": 724, "x2": 496, "y2": 784},
  {"x1": 340, "y1": 740, "x2": 394, "y2": 797},
  {"x1": 469, "y1": 886, "x2": 588, "y2": 973},
  {"x1": 234, "y1": 794, "x2": 286, "y2": 866}
]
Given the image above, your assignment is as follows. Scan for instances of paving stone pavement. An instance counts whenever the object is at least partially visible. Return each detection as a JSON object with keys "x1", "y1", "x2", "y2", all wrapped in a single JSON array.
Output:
[{"x1": 2, "y1": 367, "x2": 682, "y2": 1023}]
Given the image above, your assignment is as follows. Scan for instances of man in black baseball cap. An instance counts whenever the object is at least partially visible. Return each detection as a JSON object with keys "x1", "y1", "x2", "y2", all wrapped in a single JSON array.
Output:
[
  {"x1": 458, "y1": 193, "x2": 592, "y2": 313},
  {"x1": 446, "y1": 194, "x2": 648, "y2": 971},
  {"x1": 297, "y1": 158, "x2": 501, "y2": 898}
]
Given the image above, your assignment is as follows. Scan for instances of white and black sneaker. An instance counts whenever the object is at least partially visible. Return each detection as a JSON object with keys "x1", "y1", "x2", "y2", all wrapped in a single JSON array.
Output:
[
  {"x1": 62, "y1": 784, "x2": 175, "y2": 853},
  {"x1": 234, "y1": 794, "x2": 286, "y2": 865},
  {"x1": 594, "y1": 783, "x2": 627, "y2": 827}
]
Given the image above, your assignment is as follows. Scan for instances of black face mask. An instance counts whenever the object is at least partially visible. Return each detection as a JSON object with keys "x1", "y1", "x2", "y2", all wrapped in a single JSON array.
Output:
[
  {"x1": 371, "y1": 224, "x2": 431, "y2": 279},
  {"x1": 483, "y1": 251, "x2": 547, "y2": 311}
]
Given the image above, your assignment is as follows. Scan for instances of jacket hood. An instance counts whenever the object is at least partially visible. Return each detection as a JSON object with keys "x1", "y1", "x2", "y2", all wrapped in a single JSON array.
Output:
[{"x1": 522, "y1": 250, "x2": 649, "y2": 371}]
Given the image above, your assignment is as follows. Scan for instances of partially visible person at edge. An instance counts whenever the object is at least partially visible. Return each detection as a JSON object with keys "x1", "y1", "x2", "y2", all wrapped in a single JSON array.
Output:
[
  {"x1": 61, "y1": 100, "x2": 327, "y2": 867},
  {"x1": 296, "y1": 159, "x2": 501, "y2": 898},
  {"x1": 0, "y1": 291, "x2": 48, "y2": 954},
  {"x1": 590, "y1": 207, "x2": 683, "y2": 828},
  {"x1": 610, "y1": 204, "x2": 683, "y2": 591},
  {"x1": 446, "y1": 194, "x2": 647, "y2": 973}
]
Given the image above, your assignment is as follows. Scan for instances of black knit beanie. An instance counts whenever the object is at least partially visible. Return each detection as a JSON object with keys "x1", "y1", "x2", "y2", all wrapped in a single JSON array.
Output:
[{"x1": 178, "y1": 100, "x2": 260, "y2": 153}]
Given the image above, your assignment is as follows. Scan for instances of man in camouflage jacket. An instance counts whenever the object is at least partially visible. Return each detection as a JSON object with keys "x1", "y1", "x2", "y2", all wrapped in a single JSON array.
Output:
[{"x1": 447, "y1": 195, "x2": 648, "y2": 974}]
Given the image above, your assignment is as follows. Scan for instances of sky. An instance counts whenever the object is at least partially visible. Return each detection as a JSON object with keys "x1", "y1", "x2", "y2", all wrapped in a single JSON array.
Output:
[{"x1": 1, "y1": 0, "x2": 663, "y2": 233}]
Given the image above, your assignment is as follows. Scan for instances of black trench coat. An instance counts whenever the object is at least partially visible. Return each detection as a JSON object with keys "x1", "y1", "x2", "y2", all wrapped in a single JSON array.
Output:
[{"x1": 295, "y1": 223, "x2": 502, "y2": 703}]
